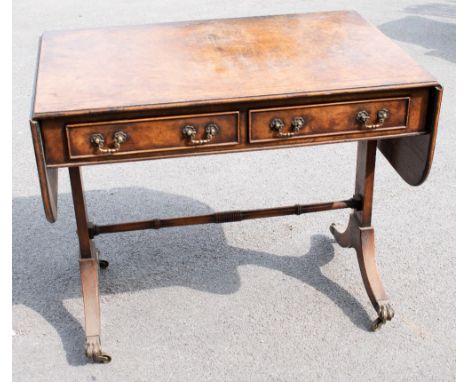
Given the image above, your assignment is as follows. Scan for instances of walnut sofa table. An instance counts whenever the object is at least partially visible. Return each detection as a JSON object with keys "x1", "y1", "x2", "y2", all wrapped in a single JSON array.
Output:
[{"x1": 30, "y1": 11, "x2": 442, "y2": 363}]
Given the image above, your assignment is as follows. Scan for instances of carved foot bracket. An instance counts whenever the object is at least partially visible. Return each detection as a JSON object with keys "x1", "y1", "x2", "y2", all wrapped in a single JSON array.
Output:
[{"x1": 330, "y1": 212, "x2": 394, "y2": 330}]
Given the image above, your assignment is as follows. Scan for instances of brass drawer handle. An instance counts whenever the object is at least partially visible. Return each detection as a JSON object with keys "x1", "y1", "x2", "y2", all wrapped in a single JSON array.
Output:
[
  {"x1": 270, "y1": 116, "x2": 305, "y2": 137},
  {"x1": 182, "y1": 123, "x2": 219, "y2": 145},
  {"x1": 90, "y1": 131, "x2": 128, "y2": 153},
  {"x1": 356, "y1": 109, "x2": 389, "y2": 129}
]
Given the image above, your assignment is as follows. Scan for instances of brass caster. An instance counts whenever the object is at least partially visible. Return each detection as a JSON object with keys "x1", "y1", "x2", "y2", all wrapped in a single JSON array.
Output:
[
  {"x1": 371, "y1": 303, "x2": 395, "y2": 331},
  {"x1": 95, "y1": 248, "x2": 109, "y2": 269},
  {"x1": 85, "y1": 335, "x2": 112, "y2": 364}
]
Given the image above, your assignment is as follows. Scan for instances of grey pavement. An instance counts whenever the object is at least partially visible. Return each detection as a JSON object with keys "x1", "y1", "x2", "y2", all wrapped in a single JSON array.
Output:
[{"x1": 12, "y1": 1, "x2": 456, "y2": 381}]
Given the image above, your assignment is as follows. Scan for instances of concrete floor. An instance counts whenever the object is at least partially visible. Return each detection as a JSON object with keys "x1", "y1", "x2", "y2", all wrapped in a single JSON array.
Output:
[{"x1": 13, "y1": 1, "x2": 455, "y2": 381}]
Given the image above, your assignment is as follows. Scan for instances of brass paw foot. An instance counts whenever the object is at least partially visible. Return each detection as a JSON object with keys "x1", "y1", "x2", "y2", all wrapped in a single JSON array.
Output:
[
  {"x1": 371, "y1": 303, "x2": 395, "y2": 331},
  {"x1": 85, "y1": 335, "x2": 112, "y2": 363}
]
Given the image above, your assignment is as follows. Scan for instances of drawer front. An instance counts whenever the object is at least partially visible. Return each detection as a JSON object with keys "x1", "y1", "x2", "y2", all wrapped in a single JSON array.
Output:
[
  {"x1": 249, "y1": 98, "x2": 410, "y2": 143},
  {"x1": 66, "y1": 112, "x2": 240, "y2": 159}
]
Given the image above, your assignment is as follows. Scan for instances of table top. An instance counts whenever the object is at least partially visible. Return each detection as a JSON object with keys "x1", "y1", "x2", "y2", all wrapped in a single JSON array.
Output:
[{"x1": 32, "y1": 11, "x2": 436, "y2": 119}]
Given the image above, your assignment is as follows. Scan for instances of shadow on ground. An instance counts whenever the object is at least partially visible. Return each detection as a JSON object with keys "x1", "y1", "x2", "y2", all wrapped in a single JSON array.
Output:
[
  {"x1": 13, "y1": 188, "x2": 372, "y2": 366},
  {"x1": 379, "y1": 11, "x2": 455, "y2": 63}
]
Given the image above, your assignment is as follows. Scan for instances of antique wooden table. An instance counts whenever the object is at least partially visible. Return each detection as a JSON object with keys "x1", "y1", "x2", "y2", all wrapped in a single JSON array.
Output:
[{"x1": 30, "y1": 11, "x2": 442, "y2": 363}]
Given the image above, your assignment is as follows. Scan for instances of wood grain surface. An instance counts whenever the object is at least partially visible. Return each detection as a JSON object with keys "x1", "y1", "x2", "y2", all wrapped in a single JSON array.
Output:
[
  {"x1": 32, "y1": 11, "x2": 436, "y2": 118},
  {"x1": 249, "y1": 97, "x2": 411, "y2": 142},
  {"x1": 66, "y1": 112, "x2": 239, "y2": 159}
]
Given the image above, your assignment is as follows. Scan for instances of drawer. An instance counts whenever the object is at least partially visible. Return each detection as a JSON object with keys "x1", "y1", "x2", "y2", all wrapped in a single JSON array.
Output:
[
  {"x1": 66, "y1": 111, "x2": 240, "y2": 159},
  {"x1": 249, "y1": 98, "x2": 410, "y2": 143}
]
